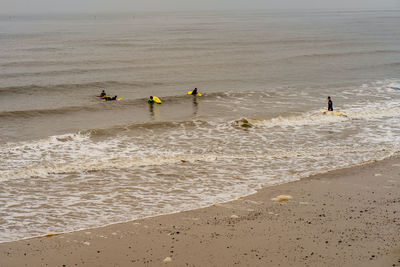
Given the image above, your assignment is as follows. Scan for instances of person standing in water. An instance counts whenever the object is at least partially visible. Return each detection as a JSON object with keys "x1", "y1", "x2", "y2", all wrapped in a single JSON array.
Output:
[{"x1": 327, "y1": 96, "x2": 333, "y2": 111}]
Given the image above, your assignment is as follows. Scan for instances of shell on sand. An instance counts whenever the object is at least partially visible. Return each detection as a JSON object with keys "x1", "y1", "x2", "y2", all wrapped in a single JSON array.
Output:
[
  {"x1": 271, "y1": 195, "x2": 293, "y2": 202},
  {"x1": 163, "y1": 257, "x2": 172, "y2": 263}
]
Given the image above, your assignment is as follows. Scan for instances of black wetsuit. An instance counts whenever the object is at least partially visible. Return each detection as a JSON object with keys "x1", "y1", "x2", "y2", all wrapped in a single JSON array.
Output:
[
  {"x1": 192, "y1": 89, "x2": 198, "y2": 95},
  {"x1": 105, "y1": 96, "x2": 117, "y2": 101},
  {"x1": 328, "y1": 100, "x2": 333, "y2": 111}
]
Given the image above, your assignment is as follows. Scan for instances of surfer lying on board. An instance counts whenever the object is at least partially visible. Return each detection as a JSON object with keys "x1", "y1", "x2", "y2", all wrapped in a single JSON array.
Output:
[
  {"x1": 105, "y1": 95, "x2": 117, "y2": 101},
  {"x1": 99, "y1": 90, "x2": 106, "y2": 97},
  {"x1": 327, "y1": 96, "x2": 333, "y2": 111}
]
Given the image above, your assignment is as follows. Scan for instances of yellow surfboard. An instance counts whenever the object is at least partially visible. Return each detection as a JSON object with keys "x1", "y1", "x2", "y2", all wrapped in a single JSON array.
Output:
[
  {"x1": 153, "y1": 96, "x2": 162, "y2": 104},
  {"x1": 187, "y1": 91, "x2": 202, "y2": 96},
  {"x1": 321, "y1": 110, "x2": 347, "y2": 117}
]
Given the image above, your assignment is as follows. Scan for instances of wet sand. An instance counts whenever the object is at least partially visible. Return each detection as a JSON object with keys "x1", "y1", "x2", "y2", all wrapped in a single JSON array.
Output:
[{"x1": 1, "y1": 157, "x2": 399, "y2": 267}]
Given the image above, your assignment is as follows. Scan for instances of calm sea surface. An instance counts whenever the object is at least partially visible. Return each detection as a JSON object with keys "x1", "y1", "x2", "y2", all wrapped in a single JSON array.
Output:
[{"x1": 0, "y1": 10, "x2": 400, "y2": 242}]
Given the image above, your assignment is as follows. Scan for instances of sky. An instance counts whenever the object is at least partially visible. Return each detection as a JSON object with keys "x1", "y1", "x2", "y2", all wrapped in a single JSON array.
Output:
[{"x1": 1, "y1": 0, "x2": 400, "y2": 14}]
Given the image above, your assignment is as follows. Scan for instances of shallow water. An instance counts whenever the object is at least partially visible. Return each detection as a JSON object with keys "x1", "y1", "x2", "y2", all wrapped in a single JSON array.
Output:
[{"x1": 0, "y1": 10, "x2": 400, "y2": 242}]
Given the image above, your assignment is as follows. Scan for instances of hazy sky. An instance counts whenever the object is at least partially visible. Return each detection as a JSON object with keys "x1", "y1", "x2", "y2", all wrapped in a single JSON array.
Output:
[{"x1": 1, "y1": 0, "x2": 400, "y2": 14}]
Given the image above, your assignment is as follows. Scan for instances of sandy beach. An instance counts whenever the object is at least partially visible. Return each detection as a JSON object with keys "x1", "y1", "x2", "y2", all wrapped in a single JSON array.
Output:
[{"x1": 1, "y1": 157, "x2": 399, "y2": 267}]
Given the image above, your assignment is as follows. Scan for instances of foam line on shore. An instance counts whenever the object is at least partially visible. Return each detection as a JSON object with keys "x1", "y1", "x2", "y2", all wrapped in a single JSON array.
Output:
[{"x1": 0, "y1": 153, "x2": 397, "y2": 244}]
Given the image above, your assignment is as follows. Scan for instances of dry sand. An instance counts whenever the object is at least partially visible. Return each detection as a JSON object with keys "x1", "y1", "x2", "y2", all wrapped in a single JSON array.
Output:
[{"x1": 1, "y1": 157, "x2": 399, "y2": 267}]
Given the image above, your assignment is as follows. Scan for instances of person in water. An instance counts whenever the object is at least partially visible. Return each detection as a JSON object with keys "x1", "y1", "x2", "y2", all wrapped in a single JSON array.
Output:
[
  {"x1": 327, "y1": 96, "x2": 333, "y2": 111},
  {"x1": 99, "y1": 90, "x2": 106, "y2": 97},
  {"x1": 192, "y1": 88, "x2": 198, "y2": 95},
  {"x1": 105, "y1": 95, "x2": 117, "y2": 101},
  {"x1": 148, "y1": 96, "x2": 155, "y2": 104}
]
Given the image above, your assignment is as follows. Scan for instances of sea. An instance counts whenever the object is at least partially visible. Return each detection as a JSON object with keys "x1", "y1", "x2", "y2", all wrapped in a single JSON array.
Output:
[{"x1": 0, "y1": 10, "x2": 400, "y2": 242}]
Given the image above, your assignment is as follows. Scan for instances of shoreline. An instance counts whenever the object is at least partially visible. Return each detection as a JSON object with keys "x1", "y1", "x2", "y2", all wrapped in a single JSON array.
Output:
[
  {"x1": 0, "y1": 156, "x2": 388, "y2": 245},
  {"x1": 1, "y1": 156, "x2": 399, "y2": 266}
]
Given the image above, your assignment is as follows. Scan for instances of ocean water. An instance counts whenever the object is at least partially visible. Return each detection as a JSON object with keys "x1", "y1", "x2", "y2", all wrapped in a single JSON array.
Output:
[{"x1": 0, "y1": 10, "x2": 400, "y2": 242}]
